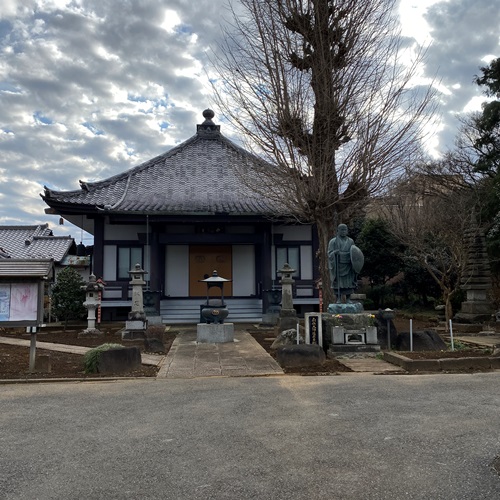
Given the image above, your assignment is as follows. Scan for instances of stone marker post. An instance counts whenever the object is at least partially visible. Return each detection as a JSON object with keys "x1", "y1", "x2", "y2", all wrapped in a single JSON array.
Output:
[{"x1": 278, "y1": 263, "x2": 298, "y2": 331}]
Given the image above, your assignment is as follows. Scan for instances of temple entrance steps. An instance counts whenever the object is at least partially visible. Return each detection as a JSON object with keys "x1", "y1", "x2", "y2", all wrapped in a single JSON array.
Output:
[{"x1": 160, "y1": 298, "x2": 263, "y2": 324}]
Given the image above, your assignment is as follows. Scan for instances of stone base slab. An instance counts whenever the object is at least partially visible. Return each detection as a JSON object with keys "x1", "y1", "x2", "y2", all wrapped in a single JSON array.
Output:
[
  {"x1": 327, "y1": 302, "x2": 364, "y2": 314},
  {"x1": 328, "y1": 344, "x2": 380, "y2": 355},
  {"x1": 126, "y1": 320, "x2": 147, "y2": 330},
  {"x1": 78, "y1": 328, "x2": 103, "y2": 338},
  {"x1": 197, "y1": 323, "x2": 234, "y2": 343},
  {"x1": 121, "y1": 325, "x2": 146, "y2": 340},
  {"x1": 145, "y1": 315, "x2": 163, "y2": 325}
]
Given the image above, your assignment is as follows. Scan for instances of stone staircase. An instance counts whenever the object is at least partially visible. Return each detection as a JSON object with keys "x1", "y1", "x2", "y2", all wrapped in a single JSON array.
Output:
[{"x1": 160, "y1": 298, "x2": 263, "y2": 324}]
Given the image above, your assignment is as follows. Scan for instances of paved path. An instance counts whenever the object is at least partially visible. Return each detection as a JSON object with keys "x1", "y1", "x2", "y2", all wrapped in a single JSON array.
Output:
[
  {"x1": 337, "y1": 356, "x2": 404, "y2": 373},
  {"x1": 456, "y1": 334, "x2": 500, "y2": 347},
  {"x1": 2, "y1": 374, "x2": 500, "y2": 499},
  {"x1": 157, "y1": 330, "x2": 283, "y2": 378}
]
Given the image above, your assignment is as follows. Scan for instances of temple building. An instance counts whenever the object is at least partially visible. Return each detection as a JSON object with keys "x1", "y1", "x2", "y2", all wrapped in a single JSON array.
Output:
[{"x1": 41, "y1": 110, "x2": 320, "y2": 322}]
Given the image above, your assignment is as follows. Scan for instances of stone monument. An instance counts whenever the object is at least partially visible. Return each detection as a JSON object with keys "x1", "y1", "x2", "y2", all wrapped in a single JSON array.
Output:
[
  {"x1": 122, "y1": 263, "x2": 148, "y2": 340},
  {"x1": 327, "y1": 223, "x2": 364, "y2": 314},
  {"x1": 454, "y1": 221, "x2": 494, "y2": 323},
  {"x1": 325, "y1": 224, "x2": 380, "y2": 354}
]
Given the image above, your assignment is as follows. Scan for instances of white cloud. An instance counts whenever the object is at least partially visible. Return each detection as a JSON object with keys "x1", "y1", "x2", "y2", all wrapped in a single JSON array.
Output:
[{"x1": 0, "y1": 0, "x2": 498, "y2": 238}]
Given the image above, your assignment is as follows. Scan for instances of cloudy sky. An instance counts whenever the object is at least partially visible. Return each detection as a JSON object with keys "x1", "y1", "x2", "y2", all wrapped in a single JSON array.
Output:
[{"x1": 0, "y1": 0, "x2": 499, "y2": 244}]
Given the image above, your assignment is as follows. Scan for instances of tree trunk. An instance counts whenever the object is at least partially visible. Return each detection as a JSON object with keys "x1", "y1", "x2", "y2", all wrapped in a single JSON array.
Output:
[{"x1": 315, "y1": 218, "x2": 335, "y2": 306}]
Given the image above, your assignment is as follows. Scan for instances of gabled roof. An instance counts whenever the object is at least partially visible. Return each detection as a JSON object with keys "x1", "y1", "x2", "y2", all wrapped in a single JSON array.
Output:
[
  {"x1": 42, "y1": 110, "x2": 285, "y2": 217},
  {"x1": 0, "y1": 225, "x2": 74, "y2": 263},
  {"x1": 0, "y1": 259, "x2": 54, "y2": 278}
]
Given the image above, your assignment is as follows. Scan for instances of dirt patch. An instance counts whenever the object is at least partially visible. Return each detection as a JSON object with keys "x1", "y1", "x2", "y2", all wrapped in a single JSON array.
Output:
[{"x1": 0, "y1": 325, "x2": 176, "y2": 380}]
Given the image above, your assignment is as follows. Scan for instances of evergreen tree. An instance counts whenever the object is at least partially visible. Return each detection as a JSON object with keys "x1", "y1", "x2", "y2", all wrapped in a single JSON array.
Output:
[{"x1": 51, "y1": 267, "x2": 86, "y2": 329}]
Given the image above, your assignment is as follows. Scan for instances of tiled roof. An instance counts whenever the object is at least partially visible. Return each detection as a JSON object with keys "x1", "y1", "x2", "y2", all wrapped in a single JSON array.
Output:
[
  {"x1": 0, "y1": 225, "x2": 74, "y2": 263},
  {"x1": 42, "y1": 111, "x2": 287, "y2": 216},
  {"x1": 0, "y1": 259, "x2": 54, "y2": 278}
]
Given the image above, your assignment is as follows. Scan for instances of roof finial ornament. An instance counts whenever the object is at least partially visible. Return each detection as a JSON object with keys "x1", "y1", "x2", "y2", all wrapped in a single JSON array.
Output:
[
  {"x1": 202, "y1": 109, "x2": 215, "y2": 122},
  {"x1": 197, "y1": 108, "x2": 220, "y2": 139}
]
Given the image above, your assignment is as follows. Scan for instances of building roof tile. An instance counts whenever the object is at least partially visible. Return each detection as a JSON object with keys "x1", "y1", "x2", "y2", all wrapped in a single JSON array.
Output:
[
  {"x1": 0, "y1": 225, "x2": 74, "y2": 262},
  {"x1": 42, "y1": 111, "x2": 287, "y2": 217}
]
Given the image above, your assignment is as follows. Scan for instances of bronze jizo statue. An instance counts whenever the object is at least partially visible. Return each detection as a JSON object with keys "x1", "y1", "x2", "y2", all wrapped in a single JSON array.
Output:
[{"x1": 327, "y1": 224, "x2": 364, "y2": 303}]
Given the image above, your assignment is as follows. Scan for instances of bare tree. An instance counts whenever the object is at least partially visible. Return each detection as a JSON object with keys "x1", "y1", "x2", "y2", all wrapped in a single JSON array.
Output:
[
  {"x1": 380, "y1": 173, "x2": 472, "y2": 325},
  {"x1": 211, "y1": 0, "x2": 436, "y2": 302}
]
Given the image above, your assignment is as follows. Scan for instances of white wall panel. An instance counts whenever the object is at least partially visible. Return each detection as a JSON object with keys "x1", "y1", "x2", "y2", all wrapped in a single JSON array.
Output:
[
  {"x1": 232, "y1": 245, "x2": 255, "y2": 296},
  {"x1": 300, "y1": 245, "x2": 313, "y2": 280},
  {"x1": 165, "y1": 245, "x2": 189, "y2": 297},
  {"x1": 103, "y1": 245, "x2": 117, "y2": 281}
]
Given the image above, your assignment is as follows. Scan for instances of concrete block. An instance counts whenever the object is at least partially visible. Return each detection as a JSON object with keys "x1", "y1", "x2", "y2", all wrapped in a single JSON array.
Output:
[
  {"x1": 332, "y1": 326, "x2": 345, "y2": 344},
  {"x1": 35, "y1": 354, "x2": 51, "y2": 373},
  {"x1": 383, "y1": 352, "x2": 439, "y2": 372},
  {"x1": 365, "y1": 326, "x2": 378, "y2": 344},
  {"x1": 98, "y1": 347, "x2": 141, "y2": 374},
  {"x1": 197, "y1": 323, "x2": 234, "y2": 343},
  {"x1": 489, "y1": 357, "x2": 500, "y2": 369},
  {"x1": 276, "y1": 344, "x2": 326, "y2": 368},
  {"x1": 439, "y1": 357, "x2": 492, "y2": 371},
  {"x1": 405, "y1": 359, "x2": 441, "y2": 372}
]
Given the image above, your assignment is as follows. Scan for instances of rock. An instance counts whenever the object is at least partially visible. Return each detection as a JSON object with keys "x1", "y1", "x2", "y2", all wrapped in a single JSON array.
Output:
[
  {"x1": 395, "y1": 330, "x2": 447, "y2": 351},
  {"x1": 144, "y1": 337, "x2": 165, "y2": 353},
  {"x1": 276, "y1": 344, "x2": 326, "y2": 368},
  {"x1": 374, "y1": 311, "x2": 398, "y2": 349},
  {"x1": 98, "y1": 347, "x2": 141, "y2": 374},
  {"x1": 270, "y1": 328, "x2": 304, "y2": 350}
]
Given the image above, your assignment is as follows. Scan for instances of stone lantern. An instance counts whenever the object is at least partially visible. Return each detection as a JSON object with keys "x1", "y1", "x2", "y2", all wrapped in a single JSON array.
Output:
[
  {"x1": 196, "y1": 270, "x2": 234, "y2": 343},
  {"x1": 79, "y1": 274, "x2": 105, "y2": 338},
  {"x1": 122, "y1": 263, "x2": 148, "y2": 340},
  {"x1": 199, "y1": 270, "x2": 231, "y2": 324},
  {"x1": 278, "y1": 263, "x2": 298, "y2": 331}
]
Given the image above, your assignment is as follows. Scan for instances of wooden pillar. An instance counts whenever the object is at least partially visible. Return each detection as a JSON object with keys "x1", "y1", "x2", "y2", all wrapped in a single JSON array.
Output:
[
  {"x1": 149, "y1": 230, "x2": 161, "y2": 293},
  {"x1": 260, "y1": 224, "x2": 273, "y2": 314},
  {"x1": 93, "y1": 216, "x2": 105, "y2": 279}
]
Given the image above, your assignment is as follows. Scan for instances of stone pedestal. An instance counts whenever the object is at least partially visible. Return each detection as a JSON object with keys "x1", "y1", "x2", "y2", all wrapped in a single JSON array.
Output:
[
  {"x1": 326, "y1": 313, "x2": 380, "y2": 355},
  {"x1": 455, "y1": 289, "x2": 494, "y2": 323},
  {"x1": 197, "y1": 323, "x2": 234, "y2": 343}
]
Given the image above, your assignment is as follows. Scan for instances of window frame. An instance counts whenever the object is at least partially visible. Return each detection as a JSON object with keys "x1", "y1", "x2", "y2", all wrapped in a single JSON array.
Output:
[
  {"x1": 117, "y1": 246, "x2": 143, "y2": 281},
  {"x1": 275, "y1": 245, "x2": 301, "y2": 280}
]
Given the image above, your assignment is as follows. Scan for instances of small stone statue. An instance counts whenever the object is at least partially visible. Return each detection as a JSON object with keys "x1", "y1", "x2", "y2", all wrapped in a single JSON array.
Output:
[{"x1": 327, "y1": 223, "x2": 364, "y2": 303}]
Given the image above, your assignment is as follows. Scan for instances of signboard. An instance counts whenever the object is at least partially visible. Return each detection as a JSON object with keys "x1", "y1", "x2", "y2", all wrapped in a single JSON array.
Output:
[
  {"x1": 0, "y1": 282, "x2": 40, "y2": 325},
  {"x1": 305, "y1": 312, "x2": 323, "y2": 347}
]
